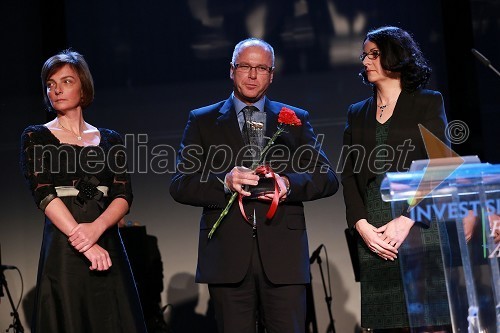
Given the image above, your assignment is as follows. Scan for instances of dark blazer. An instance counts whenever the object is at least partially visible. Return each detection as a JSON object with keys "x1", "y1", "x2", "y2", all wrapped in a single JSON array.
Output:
[
  {"x1": 170, "y1": 96, "x2": 338, "y2": 284},
  {"x1": 341, "y1": 89, "x2": 449, "y2": 228}
]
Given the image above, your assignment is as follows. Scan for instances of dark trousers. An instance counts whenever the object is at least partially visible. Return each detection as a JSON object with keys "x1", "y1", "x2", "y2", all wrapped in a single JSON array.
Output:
[{"x1": 208, "y1": 237, "x2": 306, "y2": 333}]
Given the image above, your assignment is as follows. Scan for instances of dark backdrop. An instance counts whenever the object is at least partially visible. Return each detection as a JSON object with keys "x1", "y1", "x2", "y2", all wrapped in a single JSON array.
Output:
[{"x1": 0, "y1": 0, "x2": 498, "y2": 331}]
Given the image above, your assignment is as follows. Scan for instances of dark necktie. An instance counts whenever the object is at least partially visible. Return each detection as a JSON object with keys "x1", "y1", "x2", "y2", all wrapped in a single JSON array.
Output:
[{"x1": 241, "y1": 106, "x2": 259, "y2": 145}]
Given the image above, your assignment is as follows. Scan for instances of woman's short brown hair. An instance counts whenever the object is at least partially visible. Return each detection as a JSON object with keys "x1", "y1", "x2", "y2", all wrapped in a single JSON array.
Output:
[{"x1": 41, "y1": 49, "x2": 94, "y2": 111}]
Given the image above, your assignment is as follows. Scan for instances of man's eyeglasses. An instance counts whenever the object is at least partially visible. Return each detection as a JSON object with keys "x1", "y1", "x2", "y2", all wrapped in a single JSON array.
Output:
[
  {"x1": 359, "y1": 50, "x2": 381, "y2": 61},
  {"x1": 233, "y1": 63, "x2": 274, "y2": 74}
]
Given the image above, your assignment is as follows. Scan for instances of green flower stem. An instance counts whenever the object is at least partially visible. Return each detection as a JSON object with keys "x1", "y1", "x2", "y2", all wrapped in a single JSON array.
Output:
[
  {"x1": 253, "y1": 126, "x2": 284, "y2": 168},
  {"x1": 208, "y1": 125, "x2": 285, "y2": 239},
  {"x1": 208, "y1": 190, "x2": 239, "y2": 239}
]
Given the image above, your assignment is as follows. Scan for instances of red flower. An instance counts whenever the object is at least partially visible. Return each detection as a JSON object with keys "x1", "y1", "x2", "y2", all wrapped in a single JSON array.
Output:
[{"x1": 278, "y1": 107, "x2": 302, "y2": 126}]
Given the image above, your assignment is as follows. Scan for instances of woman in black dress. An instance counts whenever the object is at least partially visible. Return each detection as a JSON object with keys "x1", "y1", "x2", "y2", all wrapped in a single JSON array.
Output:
[
  {"x1": 20, "y1": 49, "x2": 147, "y2": 332},
  {"x1": 341, "y1": 27, "x2": 452, "y2": 332}
]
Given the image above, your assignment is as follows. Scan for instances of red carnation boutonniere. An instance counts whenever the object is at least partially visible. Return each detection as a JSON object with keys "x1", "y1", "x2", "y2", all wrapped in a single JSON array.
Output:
[
  {"x1": 278, "y1": 107, "x2": 302, "y2": 126},
  {"x1": 208, "y1": 106, "x2": 302, "y2": 239}
]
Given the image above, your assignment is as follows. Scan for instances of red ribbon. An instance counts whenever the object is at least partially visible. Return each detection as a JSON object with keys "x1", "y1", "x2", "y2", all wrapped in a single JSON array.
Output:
[{"x1": 238, "y1": 165, "x2": 280, "y2": 225}]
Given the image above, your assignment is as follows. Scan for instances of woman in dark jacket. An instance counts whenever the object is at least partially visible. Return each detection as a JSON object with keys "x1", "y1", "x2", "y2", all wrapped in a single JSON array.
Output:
[{"x1": 341, "y1": 26, "x2": 452, "y2": 332}]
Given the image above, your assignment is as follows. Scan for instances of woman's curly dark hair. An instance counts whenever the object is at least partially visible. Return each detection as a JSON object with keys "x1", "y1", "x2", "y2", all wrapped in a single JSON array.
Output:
[{"x1": 359, "y1": 26, "x2": 431, "y2": 92}]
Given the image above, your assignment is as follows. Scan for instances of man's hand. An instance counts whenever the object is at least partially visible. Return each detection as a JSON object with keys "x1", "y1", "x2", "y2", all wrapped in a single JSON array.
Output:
[
  {"x1": 257, "y1": 173, "x2": 288, "y2": 202},
  {"x1": 225, "y1": 166, "x2": 259, "y2": 196}
]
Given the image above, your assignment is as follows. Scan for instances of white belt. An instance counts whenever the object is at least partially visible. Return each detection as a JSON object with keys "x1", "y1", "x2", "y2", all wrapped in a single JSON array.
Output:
[{"x1": 55, "y1": 186, "x2": 109, "y2": 197}]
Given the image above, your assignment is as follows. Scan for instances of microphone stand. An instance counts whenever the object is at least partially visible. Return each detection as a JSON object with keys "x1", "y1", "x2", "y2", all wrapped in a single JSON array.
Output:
[
  {"x1": 312, "y1": 254, "x2": 336, "y2": 333},
  {"x1": 0, "y1": 268, "x2": 24, "y2": 333}
]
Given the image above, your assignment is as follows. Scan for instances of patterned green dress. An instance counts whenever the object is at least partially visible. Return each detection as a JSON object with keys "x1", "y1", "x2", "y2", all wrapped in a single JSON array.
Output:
[{"x1": 358, "y1": 120, "x2": 450, "y2": 330}]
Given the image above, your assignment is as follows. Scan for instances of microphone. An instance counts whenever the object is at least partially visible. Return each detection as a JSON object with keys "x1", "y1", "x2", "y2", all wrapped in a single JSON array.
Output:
[
  {"x1": 471, "y1": 48, "x2": 500, "y2": 78},
  {"x1": 1, "y1": 265, "x2": 16, "y2": 271},
  {"x1": 309, "y1": 244, "x2": 324, "y2": 264},
  {"x1": 0, "y1": 265, "x2": 16, "y2": 298},
  {"x1": 471, "y1": 48, "x2": 490, "y2": 66}
]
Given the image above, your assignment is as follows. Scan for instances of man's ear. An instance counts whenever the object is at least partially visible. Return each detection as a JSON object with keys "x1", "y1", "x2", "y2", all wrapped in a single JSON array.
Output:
[{"x1": 229, "y1": 63, "x2": 234, "y2": 80}]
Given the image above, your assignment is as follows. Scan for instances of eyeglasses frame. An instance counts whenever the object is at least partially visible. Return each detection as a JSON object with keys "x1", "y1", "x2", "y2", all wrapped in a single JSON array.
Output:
[
  {"x1": 359, "y1": 50, "x2": 381, "y2": 62},
  {"x1": 232, "y1": 63, "x2": 274, "y2": 74}
]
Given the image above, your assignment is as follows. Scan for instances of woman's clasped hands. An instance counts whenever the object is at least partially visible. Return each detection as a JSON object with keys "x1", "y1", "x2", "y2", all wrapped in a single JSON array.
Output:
[
  {"x1": 356, "y1": 215, "x2": 414, "y2": 261},
  {"x1": 68, "y1": 222, "x2": 111, "y2": 271}
]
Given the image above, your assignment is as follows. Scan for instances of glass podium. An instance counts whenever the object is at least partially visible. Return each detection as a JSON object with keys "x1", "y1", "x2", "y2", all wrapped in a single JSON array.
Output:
[{"x1": 381, "y1": 156, "x2": 500, "y2": 332}]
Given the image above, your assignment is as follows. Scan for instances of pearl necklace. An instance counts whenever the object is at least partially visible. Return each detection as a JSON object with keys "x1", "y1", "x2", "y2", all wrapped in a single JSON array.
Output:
[{"x1": 58, "y1": 121, "x2": 83, "y2": 140}]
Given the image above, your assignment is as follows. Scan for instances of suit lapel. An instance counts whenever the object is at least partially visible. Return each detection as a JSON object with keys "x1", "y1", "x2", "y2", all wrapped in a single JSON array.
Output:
[
  {"x1": 386, "y1": 90, "x2": 413, "y2": 148},
  {"x1": 217, "y1": 97, "x2": 245, "y2": 151},
  {"x1": 264, "y1": 97, "x2": 280, "y2": 140},
  {"x1": 363, "y1": 96, "x2": 376, "y2": 156},
  {"x1": 216, "y1": 97, "x2": 250, "y2": 166}
]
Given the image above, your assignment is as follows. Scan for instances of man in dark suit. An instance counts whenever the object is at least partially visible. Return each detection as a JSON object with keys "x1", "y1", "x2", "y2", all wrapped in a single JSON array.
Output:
[{"x1": 170, "y1": 37, "x2": 338, "y2": 333}]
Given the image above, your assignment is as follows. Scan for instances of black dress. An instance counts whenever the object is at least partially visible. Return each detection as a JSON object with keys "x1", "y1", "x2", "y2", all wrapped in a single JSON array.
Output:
[{"x1": 20, "y1": 125, "x2": 147, "y2": 333}]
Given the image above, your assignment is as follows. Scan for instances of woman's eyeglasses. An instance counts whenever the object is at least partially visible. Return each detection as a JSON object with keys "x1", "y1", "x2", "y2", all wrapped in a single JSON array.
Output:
[{"x1": 359, "y1": 50, "x2": 381, "y2": 61}]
